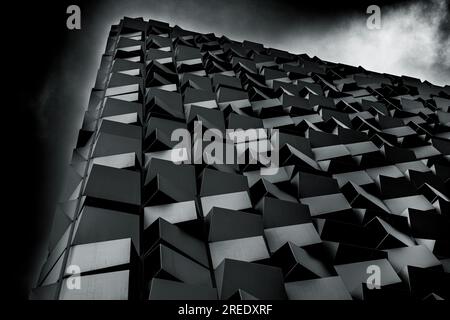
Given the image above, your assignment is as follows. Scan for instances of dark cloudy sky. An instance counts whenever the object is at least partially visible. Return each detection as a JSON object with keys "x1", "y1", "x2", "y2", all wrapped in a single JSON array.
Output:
[{"x1": 6, "y1": 0, "x2": 449, "y2": 299}]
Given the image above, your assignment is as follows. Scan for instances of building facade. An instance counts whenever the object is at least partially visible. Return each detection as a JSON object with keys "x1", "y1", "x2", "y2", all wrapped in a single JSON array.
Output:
[{"x1": 31, "y1": 17, "x2": 450, "y2": 300}]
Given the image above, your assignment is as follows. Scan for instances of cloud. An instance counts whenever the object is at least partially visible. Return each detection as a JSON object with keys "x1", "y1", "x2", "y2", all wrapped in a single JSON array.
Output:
[{"x1": 280, "y1": 0, "x2": 450, "y2": 86}]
